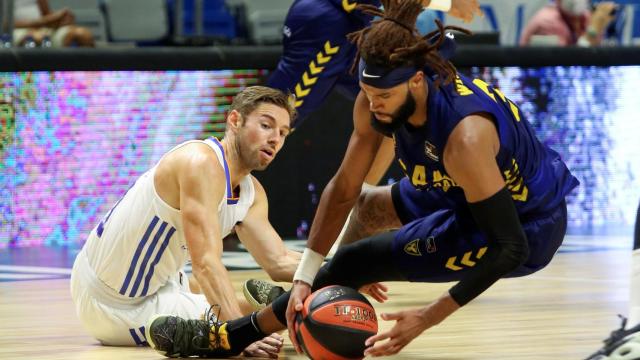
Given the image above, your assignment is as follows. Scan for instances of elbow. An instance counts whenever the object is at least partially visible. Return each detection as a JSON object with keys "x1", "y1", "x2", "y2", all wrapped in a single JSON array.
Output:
[
  {"x1": 501, "y1": 238, "x2": 530, "y2": 273},
  {"x1": 266, "y1": 264, "x2": 289, "y2": 283},
  {"x1": 268, "y1": 270, "x2": 289, "y2": 283},
  {"x1": 190, "y1": 255, "x2": 219, "y2": 280},
  {"x1": 190, "y1": 263, "x2": 208, "y2": 282},
  {"x1": 265, "y1": 254, "x2": 298, "y2": 283}
]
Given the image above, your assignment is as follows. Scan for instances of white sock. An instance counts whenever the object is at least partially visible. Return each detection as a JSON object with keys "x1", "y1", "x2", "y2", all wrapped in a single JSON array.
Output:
[{"x1": 629, "y1": 249, "x2": 640, "y2": 325}]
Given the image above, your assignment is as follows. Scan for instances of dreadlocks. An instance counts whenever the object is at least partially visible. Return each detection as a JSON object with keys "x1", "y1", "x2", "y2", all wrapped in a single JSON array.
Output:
[{"x1": 347, "y1": 0, "x2": 471, "y2": 86}]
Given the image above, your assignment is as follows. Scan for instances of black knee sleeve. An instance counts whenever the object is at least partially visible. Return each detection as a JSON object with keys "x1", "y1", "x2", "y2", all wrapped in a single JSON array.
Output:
[
  {"x1": 313, "y1": 231, "x2": 406, "y2": 291},
  {"x1": 271, "y1": 290, "x2": 291, "y2": 326}
]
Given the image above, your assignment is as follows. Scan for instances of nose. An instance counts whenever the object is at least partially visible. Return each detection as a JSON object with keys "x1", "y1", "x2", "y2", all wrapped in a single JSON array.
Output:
[
  {"x1": 369, "y1": 98, "x2": 383, "y2": 112},
  {"x1": 268, "y1": 130, "x2": 282, "y2": 148}
]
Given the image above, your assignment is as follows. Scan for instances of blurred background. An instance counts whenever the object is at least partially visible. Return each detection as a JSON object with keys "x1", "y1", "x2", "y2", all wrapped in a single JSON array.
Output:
[{"x1": 1, "y1": 0, "x2": 639, "y2": 256}]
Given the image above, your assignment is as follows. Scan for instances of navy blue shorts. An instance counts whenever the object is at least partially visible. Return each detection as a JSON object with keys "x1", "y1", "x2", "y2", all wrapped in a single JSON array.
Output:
[
  {"x1": 266, "y1": 0, "x2": 363, "y2": 126},
  {"x1": 390, "y1": 177, "x2": 568, "y2": 282}
]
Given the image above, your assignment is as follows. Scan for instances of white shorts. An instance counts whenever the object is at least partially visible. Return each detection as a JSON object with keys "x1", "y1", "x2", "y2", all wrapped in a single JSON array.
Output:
[{"x1": 70, "y1": 249, "x2": 209, "y2": 346}]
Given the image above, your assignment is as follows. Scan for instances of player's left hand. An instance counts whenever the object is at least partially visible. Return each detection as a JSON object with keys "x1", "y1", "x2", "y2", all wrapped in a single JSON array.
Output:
[
  {"x1": 362, "y1": 308, "x2": 430, "y2": 357},
  {"x1": 242, "y1": 333, "x2": 284, "y2": 358},
  {"x1": 358, "y1": 282, "x2": 389, "y2": 303},
  {"x1": 449, "y1": 0, "x2": 483, "y2": 23},
  {"x1": 364, "y1": 294, "x2": 460, "y2": 357}
]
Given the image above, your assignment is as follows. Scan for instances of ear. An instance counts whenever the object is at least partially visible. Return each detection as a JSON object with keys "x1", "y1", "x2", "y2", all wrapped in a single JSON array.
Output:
[
  {"x1": 410, "y1": 71, "x2": 424, "y2": 89},
  {"x1": 227, "y1": 110, "x2": 242, "y2": 133}
]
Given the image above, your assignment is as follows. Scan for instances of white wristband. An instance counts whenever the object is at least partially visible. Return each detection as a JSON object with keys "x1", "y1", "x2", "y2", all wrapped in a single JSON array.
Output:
[
  {"x1": 293, "y1": 248, "x2": 325, "y2": 286},
  {"x1": 426, "y1": 0, "x2": 452, "y2": 12}
]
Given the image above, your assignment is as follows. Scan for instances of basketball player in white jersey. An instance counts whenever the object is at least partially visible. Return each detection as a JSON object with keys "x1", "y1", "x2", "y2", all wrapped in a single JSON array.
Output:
[{"x1": 70, "y1": 86, "x2": 300, "y2": 357}]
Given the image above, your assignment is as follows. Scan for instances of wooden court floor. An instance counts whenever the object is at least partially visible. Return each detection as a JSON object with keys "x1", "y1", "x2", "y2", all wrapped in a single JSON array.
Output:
[{"x1": 0, "y1": 248, "x2": 631, "y2": 359}]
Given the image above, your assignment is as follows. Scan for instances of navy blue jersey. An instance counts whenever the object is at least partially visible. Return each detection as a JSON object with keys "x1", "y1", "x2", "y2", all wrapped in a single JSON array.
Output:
[
  {"x1": 327, "y1": 0, "x2": 380, "y2": 24},
  {"x1": 267, "y1": 0, "x2": 380, "y2": 126},
  {"x1": 393, "y1": 72, "x2": 579, "y2": 216}
]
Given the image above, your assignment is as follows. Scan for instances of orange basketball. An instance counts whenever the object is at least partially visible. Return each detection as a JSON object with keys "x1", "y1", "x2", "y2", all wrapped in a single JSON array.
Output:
[{"x1": 294, "y1": 285, "x2": 378, "y2": 360}]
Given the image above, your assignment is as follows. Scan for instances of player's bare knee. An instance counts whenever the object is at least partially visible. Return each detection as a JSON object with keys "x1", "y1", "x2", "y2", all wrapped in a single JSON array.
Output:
[
  {"x1": 352, "y1": 186, "x2": 399, "y2": 234},
  {"x1": 351, "y1": 189, "x2": 376, "y2": 233}
]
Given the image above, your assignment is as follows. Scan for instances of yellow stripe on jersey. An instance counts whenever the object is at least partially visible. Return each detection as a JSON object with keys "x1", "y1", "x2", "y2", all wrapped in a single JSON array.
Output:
[
  {"x1": 292, "y1": 41, "x2": 340, "y2": 108},
  {"x1": 342, "y1": 0, "x2": 357, "y2": 12}
]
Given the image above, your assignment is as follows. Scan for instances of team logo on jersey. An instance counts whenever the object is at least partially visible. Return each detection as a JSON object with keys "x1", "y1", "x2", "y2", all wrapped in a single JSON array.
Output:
[
  {"x1": 424, "y1": 141, "x2": 439, "y2": 161},
  {"x1": 404, "y1": 239, "x2": 422, "y2": 256},
  {"x1": 283, "y1": 26, "x2": 291, "y2": 38},
  {"x1": 426, "y1": 236, "x2": 437, "y2": 253}
]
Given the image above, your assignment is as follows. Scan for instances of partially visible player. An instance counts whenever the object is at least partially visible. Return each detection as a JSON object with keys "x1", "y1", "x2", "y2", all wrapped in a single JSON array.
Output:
[
  {"x1": 70, "y1": 86, "x2": 300, "y2": 358},
  {"x1": 585, "y1": 201, "x2": 640, "y2": 360}
]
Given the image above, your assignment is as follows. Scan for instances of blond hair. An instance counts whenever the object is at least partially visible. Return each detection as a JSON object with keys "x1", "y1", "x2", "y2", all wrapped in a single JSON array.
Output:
[{"x1": 230, "y1": 86, "x2": 297, "y2": 122}]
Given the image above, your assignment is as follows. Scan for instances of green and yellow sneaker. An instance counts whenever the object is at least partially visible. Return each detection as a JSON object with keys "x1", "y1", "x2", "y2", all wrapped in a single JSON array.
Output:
[
  {"x1": 242, "y1": 279, "x2": 286, "y2": 310},
  {"x1": 146, "y1": 306, "x2": 238, "y2": 358}
]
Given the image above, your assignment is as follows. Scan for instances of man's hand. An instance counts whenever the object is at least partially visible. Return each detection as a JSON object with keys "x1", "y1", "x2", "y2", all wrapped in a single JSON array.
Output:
[
  {"x1": 449, "y1": 0, "x2": 482, "y2": 23},
  {"x1": 364, "y1": 294, "x2": 460, "y2": 357},
  {"x1": 285, "y1": 280, "x2": 312, "y2": 354},
  {"x1": 44, "y1": 9, "x2": 75, "y2": 28},
  {"x1": 242, "y1": 333, "x2": 284, "y2": 358},
  {"x1": 359, "y1": 282, "x2": 389, "y2": 303},
  {"x1": 363, "y1": 308, "x2": 430, "y2": 357}
]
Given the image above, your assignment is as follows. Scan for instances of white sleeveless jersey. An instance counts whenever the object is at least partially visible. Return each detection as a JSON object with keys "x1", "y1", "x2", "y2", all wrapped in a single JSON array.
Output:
[{"x1": 82, "y1": 137, "x2": 255, "y2": 298}]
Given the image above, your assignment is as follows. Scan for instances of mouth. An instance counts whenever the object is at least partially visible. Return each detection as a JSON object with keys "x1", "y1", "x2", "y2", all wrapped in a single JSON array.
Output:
[
  {"x1": 374, "y1": 113, "x2": 391, "y2": 121},
  {"x1": 373, "y1": 113, "x2": 393, "y2": 122},
  {"x1": 260, "y1": 148, "x2": 275, "y2": 160}
]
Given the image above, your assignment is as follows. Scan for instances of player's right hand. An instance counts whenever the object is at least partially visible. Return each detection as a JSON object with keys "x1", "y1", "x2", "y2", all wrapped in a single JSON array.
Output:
[
  {"x1": 286, "y1": 280, "x2": 311, "y2": 354},
  {"x1": 242, "y1": 333, "x2": 284, "y2": 358},
  {"x1": 359, "y1": 282, "x2": 389, "y2": 303}
]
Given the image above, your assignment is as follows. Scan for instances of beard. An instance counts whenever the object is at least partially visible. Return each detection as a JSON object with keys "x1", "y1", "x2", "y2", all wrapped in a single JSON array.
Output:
[
  {"x1": 234, "y1": 132, "x2": 270, "y2": 171},
  {"x1": 370, "y1": 89, "x2": 417, "y2": 137}
]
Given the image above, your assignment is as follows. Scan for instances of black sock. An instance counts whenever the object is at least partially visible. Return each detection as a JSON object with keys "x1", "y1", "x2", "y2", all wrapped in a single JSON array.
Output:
[
  {"x1": 271, "y1": 290, "x2": 291, "y2": 325},
  {"x1": 226, "y1": 312, "x2": 266, "y2": 353}
]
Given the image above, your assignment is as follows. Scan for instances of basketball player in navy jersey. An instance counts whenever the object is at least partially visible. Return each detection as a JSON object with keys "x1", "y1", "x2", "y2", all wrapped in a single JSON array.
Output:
[
  {"x1": 145, "y1": 1, "x2": 579, "y2": 357},
  {"x1": 70, "y1": 86, "x2": 301, "y2": 358},
  {"x1": 267, "y1": 0, "x2": 482, "y2": 186},
  {"x1": 242, "y1": 0, "x2": 483, "y2": 309}
]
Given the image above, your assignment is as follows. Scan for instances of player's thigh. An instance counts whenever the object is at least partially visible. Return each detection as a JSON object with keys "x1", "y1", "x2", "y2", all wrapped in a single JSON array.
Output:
[
  {"x1": 391, "y1": 178, "x2": 457, "y2": 224},
  {"x1": 391, "y1": 208, "x2": 491, "y2": 283},
  {"x1": 392, "y1": 201, "x2": 570, "y2": 282}
]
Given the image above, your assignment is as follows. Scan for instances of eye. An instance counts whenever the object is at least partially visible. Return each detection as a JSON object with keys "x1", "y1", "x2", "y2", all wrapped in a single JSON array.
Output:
[{"x1": 261, "y1": 123, "x2": 271, "y2": 130}]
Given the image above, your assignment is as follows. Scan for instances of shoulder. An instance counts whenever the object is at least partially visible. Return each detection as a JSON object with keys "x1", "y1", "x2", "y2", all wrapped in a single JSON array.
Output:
[
  {"x1": 164, "y1": 141, "x2": 225, "y2": 186},
  {"x1": 444, "y1": 114, "x2": 499, "y2": 163},
  {"x1": 180, "y1": 142, "x2": 221, "y2": 172}
]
